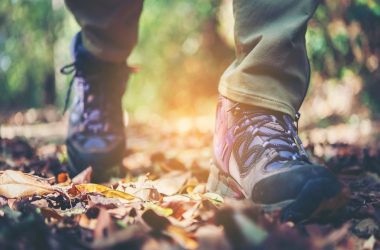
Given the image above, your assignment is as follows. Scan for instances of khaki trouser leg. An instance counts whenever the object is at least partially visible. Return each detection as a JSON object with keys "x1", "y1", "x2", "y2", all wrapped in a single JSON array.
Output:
[
  {"x1": 65, "y1": 0, "x2": 144, "y2": 63},
  {"x1": 219, "y1": 0, "x2": 320, "y2": 118}
]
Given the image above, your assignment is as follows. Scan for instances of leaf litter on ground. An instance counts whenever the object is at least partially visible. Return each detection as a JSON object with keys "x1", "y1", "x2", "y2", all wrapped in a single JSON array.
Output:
[{"x1": 1, "y1": 121, "x2": 380, "y2": 249}]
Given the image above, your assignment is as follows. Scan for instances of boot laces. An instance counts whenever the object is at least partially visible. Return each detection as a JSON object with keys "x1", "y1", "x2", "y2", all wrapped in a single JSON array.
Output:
[
  {"x1": 61, "y1": 62, "x2": 118, "y2": 134},
  {"x1": 229, "y1": 104, "x2": 309, "y2": 173}
]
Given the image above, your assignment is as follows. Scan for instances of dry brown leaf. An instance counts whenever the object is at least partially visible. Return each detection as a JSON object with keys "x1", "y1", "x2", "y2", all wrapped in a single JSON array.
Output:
[
  {"x1": 119, "y1": 176, "x2": 160, "y2": 201},
  {"x1": 141, "y1": 209, "x2": 197, "y2": 249},
  {"x1": 167, "y1": 225, "x2": 198, "y2": 250},
  {"x1": 94, "y1": 207, "x2": 117, "y2": 239},
  {"x1": 0, "y1": 170, "x2": 57, "y2": 198},
  {"x1": 158, "y1": 158, "x2": 187, "y2": 172},
  {"x1": 57, "y1": 172, "x2": 70, "y2": 184},
  {"x1": 40, "y1": 207, "x2": 63, "y2": 220},
  {"x1": 161, "y1": 198, "x2": 198, "y2": 220},
  {"x1": 152, "y1": 171, "x2": 190, "y2": 196},
  {"x1": 131, "y1": 188, "x2": 161, "y2": 201},
  {"x1": 72, "y1": 166, "x2": 93, "y2": 184},
  {"x1": 182, "y1": 201, "x2": 201, "y2": 220}
]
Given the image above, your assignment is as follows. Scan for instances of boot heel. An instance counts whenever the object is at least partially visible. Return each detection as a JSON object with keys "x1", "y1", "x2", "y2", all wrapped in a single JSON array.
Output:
[{"x1": 207, "y1": 162, "x2": 246, "y2": 199}]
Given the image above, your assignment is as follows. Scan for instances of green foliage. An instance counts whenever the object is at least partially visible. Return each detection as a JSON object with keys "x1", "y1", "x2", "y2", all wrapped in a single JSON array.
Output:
[
  {"x1": 0, "y1": 0, "x2": 65, "y2": 110},
  {"x1": 0, "y1": 0, "x2": 379, "y2": 117},
  {"x1": 306, "y1": 0, "x2": 380, "y2": 113}
]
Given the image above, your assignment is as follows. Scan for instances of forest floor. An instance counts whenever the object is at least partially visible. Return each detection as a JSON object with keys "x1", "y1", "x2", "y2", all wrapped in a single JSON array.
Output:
[{"x1": 1, "y1": 111, "x2": 380, "y2": 250}]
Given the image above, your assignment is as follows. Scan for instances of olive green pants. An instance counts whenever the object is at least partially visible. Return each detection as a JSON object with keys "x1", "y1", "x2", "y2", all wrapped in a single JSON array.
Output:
[{"x1": 65, "y1": 0, "x2": 319, "y2": 118}]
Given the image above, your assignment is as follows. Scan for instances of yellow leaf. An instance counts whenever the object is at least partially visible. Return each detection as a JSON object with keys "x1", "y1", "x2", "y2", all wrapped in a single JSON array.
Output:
[
  {"x1": 102, "y1": 189, "x2": 135, "y2": 200},
  {"x1": 76, "y1": 183, "x2": 110, "y2": 193},
  {"x1": 75, "y1": 183, "x2": 135, "y2": 201},
  {"x1": 145, "y1": 203, "x2": 173, "y2": 217},
  {"x1": 167, "y1": 225, "x2": 198, "y2": 250}
]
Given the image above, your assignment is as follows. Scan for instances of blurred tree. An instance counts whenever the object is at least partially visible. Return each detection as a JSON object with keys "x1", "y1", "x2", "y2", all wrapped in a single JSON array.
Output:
[
  {"x1": 0, "y1": 0, "x2": 379, "y2": 122},
  {"x1": 125, "y1": 0, "x2": 234, "y2": 116},
  {"x1": 307, "y1": 0, "x2": 380, "y2": 115},
  {"x1": 0, "y1": 0, "x2": 65, "y2": 110}
]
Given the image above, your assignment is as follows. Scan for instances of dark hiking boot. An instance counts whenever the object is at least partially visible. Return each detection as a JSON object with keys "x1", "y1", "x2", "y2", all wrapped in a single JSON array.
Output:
[
  {"x1": 207, "y1": 96, "x2": 346, "y2": 222},
  {"x1": 61, "y1": 33, "x2": 129, "y2": 182}
]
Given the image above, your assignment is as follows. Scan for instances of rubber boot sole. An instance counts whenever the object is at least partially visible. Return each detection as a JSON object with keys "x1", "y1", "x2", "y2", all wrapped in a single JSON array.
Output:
[
  {"x1": 66, "y1": 140, "x2": 126, "y2": 183},
  {"x1": 207, "y1": 162, "x2": 347, "y2": 222}
]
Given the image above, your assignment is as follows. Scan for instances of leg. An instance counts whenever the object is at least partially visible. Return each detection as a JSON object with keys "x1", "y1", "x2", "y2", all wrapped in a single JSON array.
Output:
[
  {"x1": 62, "y1": 0, "x2": 144, "y2": 181},
  {"x1": 219, "y1": 0, "x2": 319, "y2": 118},
  {"x1": 209, "y1": 0, "x2": 345, "y2": 222},
  {"x1": 65, "y1": 0, "x2": 143, "y2": 62}
]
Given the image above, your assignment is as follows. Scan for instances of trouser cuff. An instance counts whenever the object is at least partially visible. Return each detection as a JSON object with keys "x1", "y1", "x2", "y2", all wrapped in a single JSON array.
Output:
[{"x1": 218, "y1": 84, "x2": 297, "y2": 119}]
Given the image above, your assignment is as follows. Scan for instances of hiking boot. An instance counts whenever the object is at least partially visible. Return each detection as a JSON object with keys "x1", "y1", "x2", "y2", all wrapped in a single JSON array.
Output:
[
  {"x1": 61, "y1": 33, "x2": 129, "y2": 182},
  {"x1": 207, "y1": 96, "x2": 345, "y2": 222}
]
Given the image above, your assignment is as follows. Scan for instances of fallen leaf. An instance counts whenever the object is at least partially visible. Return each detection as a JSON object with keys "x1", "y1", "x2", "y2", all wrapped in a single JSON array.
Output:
[
  {"x1": 167, "y1": 225, "x2": 198, "y2": 250},
  {"x1": 158, "y1": 158, "x2": 187, "y2": 172},
  {"x1": 132, "y1": 188, "x2": 161, "y2": 201},
  {"x1": 202, "y1": 192, "x2": 224, "y2": 205},
  {"x1": 88, "y1": 195, "x2": 122, "y2": 207},
  {"x1": 40, "y1": 207, "x2": 62, "y2": 220},
  {"x1": 57, "y1": 172, "x2": 70, "y2": 184},
  {"x1": 142, "y1": 209, "x2": 171, "y2": 231},
  {"x1": 94, "y1": 207, "x2": 117, "y2": 239},
  {"x1": 76, "y1": 183, "x2": 110, "y2": 193},
  {"x1": 145, "y1": 203, "x2": 173, "y2": 217},
  {"x1": 362, "y1": 235, "x2": 376, "y2": 250},
  {"x1": 58, "y1": 204, "x2": 86, "y2": 217},
  {"x1": 152, "y1": 171, "x2": 190, "y2": 196},
  {"x1": 76, "y1": 183, "x2": 136, "y2": 201},
  {"x1": 162, "y1": 194, "x2": 191, "y2": 203},
  {"x1": 0, "y1": 170, "x2": 57, "y2": 198},
  {"x1": 72, "y1": 166, "x2": 93, "y2": 184},
  {"x1": 117, "y1": 177, "x2": 160, "y2": 201},
  {"x1": 182, "y1": 201, "x2": 201, "y2": 220},
  {"x1": 102, "y1": 189, "x2": 135, "y2": 201},
  {"x1": 141, "y1": 209, "x2": 198, "y2": 249}
]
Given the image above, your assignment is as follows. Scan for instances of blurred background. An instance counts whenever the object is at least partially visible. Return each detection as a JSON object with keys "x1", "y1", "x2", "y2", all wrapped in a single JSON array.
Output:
[{"x1": 0, "y1": 0, "x2": 380, "y2": 142}]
